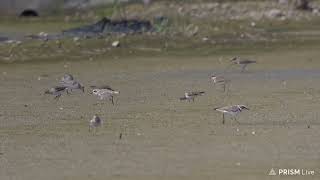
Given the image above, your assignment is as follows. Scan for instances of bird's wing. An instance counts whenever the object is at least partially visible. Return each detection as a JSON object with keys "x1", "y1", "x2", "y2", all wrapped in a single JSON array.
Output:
[
  {"x1": 100, "y1": 89, "x2": 113, "y2": 96},
  {"x1": 189, "y1": 91, "x2": 205, "y2": 96},
  {"x1": 90, "y1": 85, "x2": 113, "y2": 90},
  {"x1": 180, "y1": 97, "x2": 187, "y2": 100},
  {"x1": 60, "y1": 79, "x2": 76, "y2": 86},
  {"x1": 224, "y1": 105, "x2": 240, "y2": 112},
  {"x1": 241, "y1": 60, "x2": 256, "y2": 64},
  {"x1": 54, "y1": 86, "x2": 67, "y2": 91}
]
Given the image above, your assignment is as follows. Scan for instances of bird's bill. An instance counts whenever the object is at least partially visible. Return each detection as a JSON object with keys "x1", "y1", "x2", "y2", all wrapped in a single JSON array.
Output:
[
  {"x1": 180, "y1": 97, "x2": 187, "y2": 101},
  {"x1": 243, "y1": 106, "x2": 250, "y2": 110},
  {"x1": 230, "y1": 57, "x2": 238, "y2": 61},
  {"x1": 114, "y1": 91, "x2": 120, "y2": 94}
]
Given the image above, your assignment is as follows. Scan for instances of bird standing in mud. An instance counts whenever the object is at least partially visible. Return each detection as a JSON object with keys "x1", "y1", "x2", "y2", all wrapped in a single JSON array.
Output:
[
  {"x1": 59, "y1": 74, "x2": 85, "y2": 94},
  {"x1": 210, "y1": 74, "x2": 230, "y2": 92},
  {"x1": 62, "y1": 81, "x2": 85, "y2": 94},
  {"x1": 89, "y1": 114, "x2": 102, "y2": 133},
  {"x1": 91, "y1": 85, "x2": 120, "y2": 105},
  {"x1": 214, "y1": 105, "x2": 249, "y2": 124},
  {"x1": 230, "y1": 57, "x2": 256, "y2": 72},
  {"x1": 180, "y1": 91, "x2": 205, "y2": 102},
  {"x1": 60, "y1": 73, "x2": 74, "y2": 83},
  {"x1": 44, "y1": 86, "x2": 67, "y2": 100}
]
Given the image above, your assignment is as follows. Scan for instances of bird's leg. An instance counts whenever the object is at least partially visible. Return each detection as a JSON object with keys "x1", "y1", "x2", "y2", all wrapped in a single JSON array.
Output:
[
  {"x1": 222, "y1": 83, "x2": 226, "y2": 92},
  {"x1": 241, "y1": 64, "x2": 248, "y2": 72},
  {"x1": 222, "y1": 113, "x2": 225, "y2": 124},
  {"x1": 54, "y1": 94, "x2": 61, "y2": 100},
  {"x1": 192, "y1": 97, "x2": 195, "y2": 102},
  {"x1": 89, "y1": 125, "x2": 91, "y2": 132},
  {"x1": 234, "y1": 116, "x2": 241, "y2": 124},
  {"x1": 110, "y1": 96, "x2": 114, "y2": 105}
]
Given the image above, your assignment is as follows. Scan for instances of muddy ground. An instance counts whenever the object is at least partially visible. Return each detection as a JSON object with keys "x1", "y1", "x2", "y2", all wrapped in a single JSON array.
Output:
[
  {"x1": 1, "y1": 1, "x2": 320, "y2": 179},
  {"x1": 1, "y1": 47, "x2": 320, "y2": 179}
]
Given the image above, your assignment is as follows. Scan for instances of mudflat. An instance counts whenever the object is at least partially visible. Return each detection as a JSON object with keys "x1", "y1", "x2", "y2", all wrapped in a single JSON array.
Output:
[{"x1": 0, "y1": 47, "x2": 320, "y2": 179}]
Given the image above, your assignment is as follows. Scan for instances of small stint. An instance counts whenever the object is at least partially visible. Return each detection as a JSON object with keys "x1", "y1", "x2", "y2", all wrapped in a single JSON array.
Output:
[
  {"x1": 180, "y1": 91, "x2": 205, "y2": 102},
  {"x1": 89, "y1": 114, "x2": 102, "y2": 133},
  {"x1": 230, "y1": 57, "x2": 256, "y2": 72},
  {"x1": 44, "y1": 86, "x2": 67, "y2": 100},
  {"x1": 59, "y1": 74, "x2": 85, "y2": 93},
  {"x1": 214, "y1": 105, "x2": 249, "y2": 124},
  {"x1": 210, "y1": 74, "x2": 230, "y2": 92},
  {"x1": 91, "y1": 85, "x2": 120, "y2": 105}
]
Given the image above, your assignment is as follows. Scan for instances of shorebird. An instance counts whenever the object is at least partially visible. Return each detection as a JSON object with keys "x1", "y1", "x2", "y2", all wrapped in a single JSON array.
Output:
[
  {"x1": 60, "y1": 74, "x2": 74, "y2": 83},
  {"x1": 89, "y1": 114, "x2": 102, "y2": 133},
  {"x1": 230, "y1": 57, "x2": 256, "y2": 72},
  {"x1": 44, "y1": 86, "x2": 67, "y2": 100},
  {"x1": 210, "y1": 74, "x2": 229, "y2": 92},
  {"x1": 59, "y1": 74, "x2": 84, "y2": 93},
  {"x1": 214, "y1": 105, "x2": 249, "y2": 124},
  {"x1": 180, "y1": 91, "x2": 205, "y2": 102},
  {"x1": 62, "y1": 80, "x2": 85, "y2": 94},
  {"x1": 91, "y1": 85, "x2": 120, "y2": 105}
]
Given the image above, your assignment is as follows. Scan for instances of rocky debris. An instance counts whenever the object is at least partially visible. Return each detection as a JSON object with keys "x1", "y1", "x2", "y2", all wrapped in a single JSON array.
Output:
[
  {"x1": 112, "y1": 41, "x2": 120, "y2": 47},
  {"x1": 278, "y1": 0, "x2": 289, "y2": 5},
  {"x1": 62, "y1": 17, "x2": 110, "y2": 37},
  {"x1": 265, "y1": 9, "x2": 284, "y2": 18},
  {"x1": 294, "y1": 0, "x2": 312, "y2": 11},
  {"x1": 103, "y1": 19, "x2": 153, "y2": 34},
  {"x1": 186, "y1": 24, "x2": 199, "y2": 37},
  {"x1": 62, "y1": 17, "x2": 154, "y2": 37},
  {"x1": 312, "y1": 8, "x2": 320, "y2": 14},
  {"x1": 0, "y1": 36, "x2": 9, "y2": 42}
]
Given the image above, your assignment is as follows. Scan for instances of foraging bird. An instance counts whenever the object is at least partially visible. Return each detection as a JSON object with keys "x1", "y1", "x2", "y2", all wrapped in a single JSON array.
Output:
[
  {"x1": 91, "y1": 85, "x2": 120, "y2": 105},
  {"x1": 59, "y1": 74, "x2": 84, "y2": 93},
  {"x1": 214, "y1": 105, "x2": 249, "y2": 124},
  {"x1": 44, "y1": 86, "x2": 67, "y2": 100},
  {"x1": 210, "y1": 74, "x2": 229, "y2": 92},
  {"x1": 62, "y1": 80, "x2": 85, "y2": 94},
  {"x1": 60, "y1": 73, "x2": 74, "y2": 83},
  {"x1": 89, "y1": 114, "x2": 102, "y2": 133},
  {"x1": 230, "y1": 57, "x2": 256, "y2": 72},
  {"x1": 180, "y1": 91, "x2": 205, "y2": 102}
]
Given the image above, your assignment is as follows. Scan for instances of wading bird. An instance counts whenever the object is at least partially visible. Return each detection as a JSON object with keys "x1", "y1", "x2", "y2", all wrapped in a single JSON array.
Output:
[
  {"x1": 214, "y1": 105, "x2": 249, "y2": 124},
  {"x1": 180, "y1": 91, "x2": 205, "y2": 102},
  {"x1": 210, "y1": 74, "x2": 230, "y2": 92},
  {"x1": 91, "y1": 85, "x2": 120, "y2": 105},
  {"x1": 44, "y1": 86, "x2": 67, "y2": 100},
  {"x1": 89, "y1": 114, "x2": 102, "y2": 133},
  {"x1": 230, "y1": 57, "x2": 256, "y2": 72}
]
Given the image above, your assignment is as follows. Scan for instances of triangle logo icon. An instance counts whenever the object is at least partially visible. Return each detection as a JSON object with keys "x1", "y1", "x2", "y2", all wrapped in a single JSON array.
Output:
[{"x1": 269, "y1": 168, "x2": 277, "y2": 176}]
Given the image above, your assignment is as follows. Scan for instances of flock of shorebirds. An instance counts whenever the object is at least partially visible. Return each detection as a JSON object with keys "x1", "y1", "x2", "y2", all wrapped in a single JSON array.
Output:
[{"x1": 44, "y1": 56, "x2": 256, "y2": 133}]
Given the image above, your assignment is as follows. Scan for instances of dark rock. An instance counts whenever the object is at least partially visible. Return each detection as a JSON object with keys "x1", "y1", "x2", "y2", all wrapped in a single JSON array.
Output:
[
  {"x1": 62, "y1": 17, "x2": 111, "y2": 37},
  {"x1": 62, "y1": 17, "x2": 155, "y2": 37},
  {"x1": 19, "y1": 9, "x2": 39, "y2": 17},
  {"x1": 295, "y1": 0, "x2": 312, "y2": 11},
  {"x1": 0, "y1": 36, "x2": 9, "y2": 42},
  {"x1": 103, "y1": 19, "x2": 153, "y2": 34}
]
